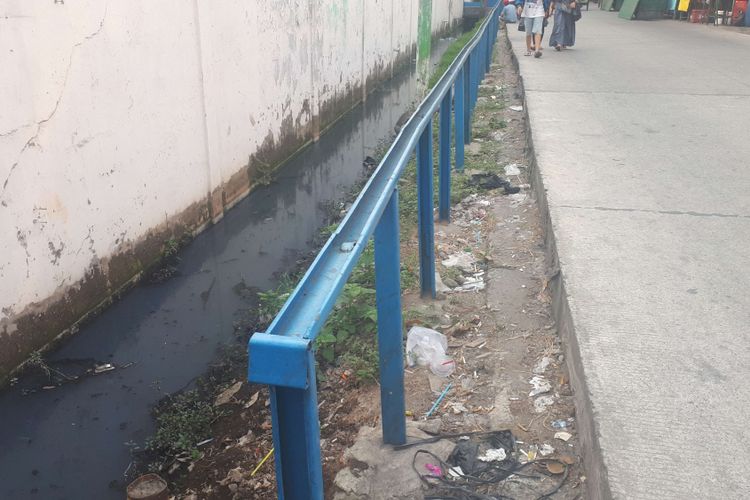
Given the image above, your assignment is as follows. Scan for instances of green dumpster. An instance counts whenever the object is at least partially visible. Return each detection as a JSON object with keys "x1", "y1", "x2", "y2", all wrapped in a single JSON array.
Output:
[
  {"x1": 601, "y1": 0, "x2": 621, "y2": 10},
  {"x1": 619, "y1": 0, "x2": 667, "y2": 18}
]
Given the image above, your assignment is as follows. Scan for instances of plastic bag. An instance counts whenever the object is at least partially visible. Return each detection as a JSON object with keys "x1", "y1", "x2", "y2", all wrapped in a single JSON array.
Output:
[{"x1": 406, "y1": 326, "x2": 455, "y2": 377}]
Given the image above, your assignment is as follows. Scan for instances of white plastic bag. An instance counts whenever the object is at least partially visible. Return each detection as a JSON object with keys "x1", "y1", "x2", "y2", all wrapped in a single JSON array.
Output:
[{"x1": 406, "y1": 326, "x2": 455, "y2": 377}]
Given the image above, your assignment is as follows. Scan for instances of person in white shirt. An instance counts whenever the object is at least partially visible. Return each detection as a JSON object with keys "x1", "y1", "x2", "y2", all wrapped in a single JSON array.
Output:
[{"x1": 517, "y1": 0, "x2": 547, "y2": 58}]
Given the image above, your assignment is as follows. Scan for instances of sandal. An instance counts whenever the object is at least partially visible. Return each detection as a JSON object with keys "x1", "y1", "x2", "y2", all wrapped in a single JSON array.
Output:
[
  {"x1": 555, "y1": 44, "x2": 562, "y2": 51},
  {"x1": 525, "y1": 50, "x2": 533, "y2": 56},
  {"x1": 534, "y1": 50, "x2": 542, "y2": 58}
]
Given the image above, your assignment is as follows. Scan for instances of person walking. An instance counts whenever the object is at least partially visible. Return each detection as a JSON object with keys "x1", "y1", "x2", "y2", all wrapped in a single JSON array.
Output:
[
  {"x1": 517, "y1": 0, "x2": 548, "y2": 58},
  {"x1": 501, "y1": 0, "x2": 519, "y2": 23},
  {"x1": 549, "y1": 0, "x2": 577, "y2": 50}
]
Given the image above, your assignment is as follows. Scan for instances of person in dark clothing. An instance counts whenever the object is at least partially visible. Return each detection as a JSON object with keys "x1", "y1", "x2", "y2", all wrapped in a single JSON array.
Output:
[
  {"x1": 549, "y1": 0, "x2": 577, "y2": 49},
  {"x1": 501, "y1": 0, "x2": 519, "y2": 23}
]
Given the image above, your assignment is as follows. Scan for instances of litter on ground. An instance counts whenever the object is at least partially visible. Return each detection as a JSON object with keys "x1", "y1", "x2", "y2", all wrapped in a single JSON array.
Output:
[
  {"x1": 528, "y1": 375, "x2": 551, "y2": 397},
  {"x1": 555, "y1": 431, "x2": 573, "y2": 442}
]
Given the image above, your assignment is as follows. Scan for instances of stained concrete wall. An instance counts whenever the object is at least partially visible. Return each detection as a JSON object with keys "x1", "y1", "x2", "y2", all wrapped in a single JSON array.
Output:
[
  {"x1": 0, "y1": 0, "x2": 462, "y2": 380},
  {"x1": 432, "y1": 0, "x2": 465, "y2": 35}
]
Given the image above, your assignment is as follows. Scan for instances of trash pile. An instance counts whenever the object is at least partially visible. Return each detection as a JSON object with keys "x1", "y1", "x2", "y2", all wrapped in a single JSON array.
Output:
[
  {"x1": 404, "y1": 430, "x2": 573, "y2": 499},
  {"x1": 398, "y1": 339, "x2": 579, "y2": 497},
  {"x1": 406, "y1": 326, "x2": 456, "y2": 377},
  {"x1": 10, "y1": 356, "x2": 134, "y2": 395},
  {"x1": 440, "y1": 251, "x2": 486, "y2": 293},
  {"x1": 449, "y1": 193, "x2": 492, "y2": 229},
  {"x1": 467, "y1": 171, "x2": 520, "y2": 195},
  {"x1": 434, "y1": 193, "x2": 498, "y2": 293}
]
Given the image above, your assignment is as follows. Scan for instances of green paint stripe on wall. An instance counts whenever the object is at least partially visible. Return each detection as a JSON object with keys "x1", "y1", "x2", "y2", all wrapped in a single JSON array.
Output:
[{"x1": 417, "y1": 0, "x2": 432, "y2": 61}]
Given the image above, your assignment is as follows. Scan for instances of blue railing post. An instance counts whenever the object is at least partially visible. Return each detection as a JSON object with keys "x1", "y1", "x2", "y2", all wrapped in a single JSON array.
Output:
[
  {"x1": 477, "y1": 44, "x2": 482, "y2": 95},
  {"x1": 477, "y1": 40, "x2": 484, "y2": 92},
  {"x1": 491, "y1": 19, "x2": 495, "y2": 64},
  {"x1": 472, "y1": 47, "x2": 484, "y2": 103},
  {"x1": 464, "y1": 59, "x2": 472, "y2": 143},
  {"x1": 490, "y1": 16, "x2": 495, "y2": 49},
  {"x1": 470, "y1": 51, "x2": 478, "y2": 108},
  {"x1": 475, "y1": 43, "x2": 482, "y2": 99},
  {"x1": 478, "y1": 30, "x2": 484, "y2": 78},
  {"x1": 269, "y1": 352, "x2": 323, "y2": 500},
  {"x1": 417, "y1": 120, "x2": 436, "y2": 298},
  {"x1": 471, "y1": 46, "x2": 484, "y2": 97},
  {"x1": 374, "y1": 189, "x2": 406, "y2": 445},
  {"x1": 496, "y1": 16, "x2": 500, "y2": 52},
  {"x1": 485, "y1": 26, "x2": 492, "y2": 72},
  {"x1": 479, "y1": 30, "x2": 490, "y2": 75},
  {"x1": 455, "y1": 67, "x2": 465, "y2": 172},
  {"x1": 438, "y1": 90, "x2": 452, "y2": 221}
]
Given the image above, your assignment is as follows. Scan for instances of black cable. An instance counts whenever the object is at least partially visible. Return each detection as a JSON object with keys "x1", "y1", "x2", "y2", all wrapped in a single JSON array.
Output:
[
  {"x1": 412, "y1": 450, "x2": 516, "y2": 500},
  {"x1": 411, "y1": 448, "x2": 571, "y2": 500},
  {"x1": 394, "y1": 429, "x2": 513, "y2": 450}
]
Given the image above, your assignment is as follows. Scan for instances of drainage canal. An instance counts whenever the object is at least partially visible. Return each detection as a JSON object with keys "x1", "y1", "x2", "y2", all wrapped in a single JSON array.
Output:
[{"x1": 0, "y1": 39, "x2": 453, "y2": 499}]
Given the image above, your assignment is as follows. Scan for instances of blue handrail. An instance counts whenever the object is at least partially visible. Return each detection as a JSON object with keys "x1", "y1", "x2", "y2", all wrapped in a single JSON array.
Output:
[{"x1": 248, "y1": 6, "x2": 501, "y2": 498}]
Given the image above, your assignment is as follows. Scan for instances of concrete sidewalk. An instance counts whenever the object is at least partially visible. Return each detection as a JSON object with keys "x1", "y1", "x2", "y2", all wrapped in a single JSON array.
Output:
[{"x1": 509, "y1": 11, "x2": 750, "y2": 499}]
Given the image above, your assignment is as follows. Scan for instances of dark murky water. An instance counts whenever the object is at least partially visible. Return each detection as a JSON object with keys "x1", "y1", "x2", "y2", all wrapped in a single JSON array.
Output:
[{"x1": 0, "y1": 40, "x2": 451, "y2": 500}]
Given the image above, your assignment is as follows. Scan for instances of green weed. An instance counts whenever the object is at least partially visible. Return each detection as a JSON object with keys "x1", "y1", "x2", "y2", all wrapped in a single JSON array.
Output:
[
  {"x1": 341, "y1": 337, "x2": 380, "y2": 382},
  {"x1": 256, "y1": 273, "x2": 297, "y2": 324},
  {"x1": 149, "y1": 234, "x2": 191, "y2": 283},
  {"x1": 147, "y1": 390, "x2": 222, "y2": 458},
  {"x1": 257, "y1": 242, "x2": 380, "y2": 383},
  {"x1": 401, "y1": 250, "x2": 420, "y2": 292},
  {"x1": 163, "y1": 237, "x2": 180, "y2": 258},
  {"x1": 451, "y1": 172, "x2": 472, "y2": 204},
  {"x1": 428, "y1": 24, "x2": 482, "y2": 90},
  {"x1": 255, "y1": 160, "x2": 275, "y2": 186},
  {"x1": 316, "y1": 283, "x2": 378, "y2": 364},
  {"x1": 489, "y1": 115, "x2": 507, "y2": 129}
]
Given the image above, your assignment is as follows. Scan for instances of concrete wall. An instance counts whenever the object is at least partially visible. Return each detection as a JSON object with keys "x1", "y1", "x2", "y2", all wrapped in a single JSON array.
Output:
[
  {"x1": 0, "y1": 0, "x2": 462, "y2": 380},
  {"x1": 432, "y1": 0, "x2": 465, "y2": 35}
]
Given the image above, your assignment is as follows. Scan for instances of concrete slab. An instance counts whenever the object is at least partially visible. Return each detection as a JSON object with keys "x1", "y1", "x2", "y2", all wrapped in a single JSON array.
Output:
[
  {"x1": 333, "y1": 421, "x2": 456, "y2": 500},
  {"x1": 508, "y1": 11, "x2": 750, "y2": 499}
]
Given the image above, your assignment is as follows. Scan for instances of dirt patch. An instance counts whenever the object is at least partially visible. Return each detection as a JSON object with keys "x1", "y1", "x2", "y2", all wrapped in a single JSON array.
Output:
[{"x1": 149, "y1": 359, "x2": 384, "y2": 499}]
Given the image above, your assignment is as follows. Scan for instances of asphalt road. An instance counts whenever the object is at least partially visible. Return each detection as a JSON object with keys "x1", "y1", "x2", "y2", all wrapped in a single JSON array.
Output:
[{"x1": 509, "y1": 11, "x2": 750, "y2": 499}]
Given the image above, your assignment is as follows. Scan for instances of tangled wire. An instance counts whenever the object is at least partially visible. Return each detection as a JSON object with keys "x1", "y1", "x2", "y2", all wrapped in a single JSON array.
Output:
[{"x1": 408, "y1": 431, "x2": 570, "y2": 500}]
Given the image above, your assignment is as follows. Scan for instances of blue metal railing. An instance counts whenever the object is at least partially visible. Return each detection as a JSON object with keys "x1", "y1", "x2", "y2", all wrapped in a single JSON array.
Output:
[{"x1": 248, "y1": 7, "x2": 501, "y2": 499}]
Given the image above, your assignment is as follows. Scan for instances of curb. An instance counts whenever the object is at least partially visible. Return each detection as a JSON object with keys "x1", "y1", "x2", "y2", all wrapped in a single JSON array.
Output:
[{"x1": 500, "y1": 27, "x2": 613, "y2": 500}]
